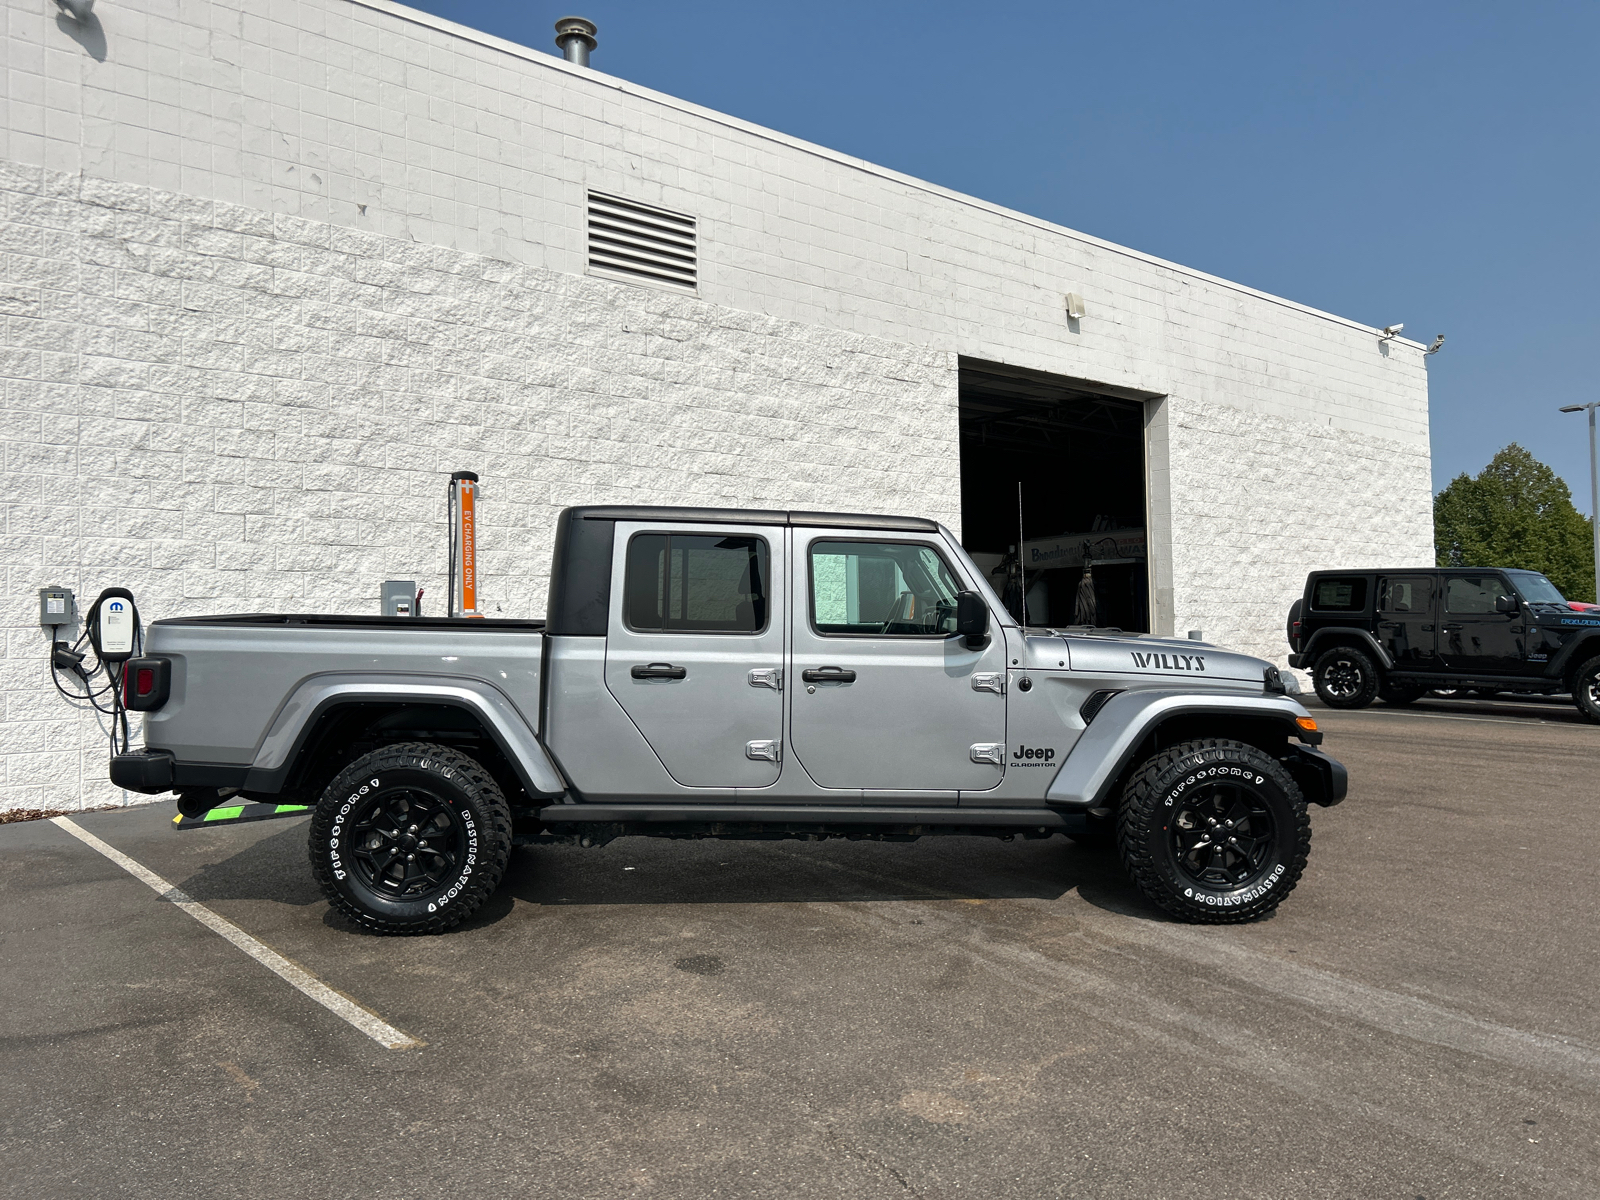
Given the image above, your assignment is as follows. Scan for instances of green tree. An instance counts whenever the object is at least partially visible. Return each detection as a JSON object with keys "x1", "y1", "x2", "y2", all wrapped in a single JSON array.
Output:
[{"x1": 1434, "y1": 444, "x2": 1596, "y2": 602}]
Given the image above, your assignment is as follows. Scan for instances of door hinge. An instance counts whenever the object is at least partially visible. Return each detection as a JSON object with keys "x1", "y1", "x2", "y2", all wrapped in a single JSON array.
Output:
[
  {"x1": 970, "y1": 743, "x2": 1004, "y2": 765},
  {"x1": 971, "y1": 672, "x2": 1005, "y2": 694},
  {"x1": 748, "y1": 667, "x2": 782, "y2": 691},
  {"x1": 745, "y1": 739, "x2": 781, "y2": 763}
]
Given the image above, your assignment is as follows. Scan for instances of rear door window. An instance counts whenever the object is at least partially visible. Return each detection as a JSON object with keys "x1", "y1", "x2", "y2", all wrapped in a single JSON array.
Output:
[
  {"x1": 623, "y1": 533, "x2": 769, "y2": 633},
  {"x1": 1312, "y1": 577, "x2": 1368, "y2": 612}
]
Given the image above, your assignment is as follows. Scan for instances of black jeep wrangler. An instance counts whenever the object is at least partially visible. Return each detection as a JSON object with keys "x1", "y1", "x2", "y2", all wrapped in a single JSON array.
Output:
[{"x1": 1287, "y1": 568, "x2": 1600, "y2": 721}]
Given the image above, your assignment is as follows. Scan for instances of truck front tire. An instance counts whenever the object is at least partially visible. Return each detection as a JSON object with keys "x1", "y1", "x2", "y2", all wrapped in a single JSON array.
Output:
[
  {"x1": 1117, "y1": 739, "x2": 1311, "y2": 924},
  {"x1": 1572, "y1": 655, "x2": 1600, "y2": 724},
  {"x1": 1312, "y1": 646, "x2": 1379, "y2": 709},
  {"x1": 309, "y1": 742, "x2": 512, "y2": 935}
]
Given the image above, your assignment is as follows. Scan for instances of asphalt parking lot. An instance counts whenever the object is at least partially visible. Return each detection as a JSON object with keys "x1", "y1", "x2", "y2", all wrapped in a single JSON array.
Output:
[{"x1": 3, "y1": 694, "x2": 1598, "y2": 1199}]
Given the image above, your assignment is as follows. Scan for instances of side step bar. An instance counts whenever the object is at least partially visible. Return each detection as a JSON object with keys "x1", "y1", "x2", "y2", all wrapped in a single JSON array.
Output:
[{"x1": 537, "y1": 803, "x2": 1075, "y2": 829}]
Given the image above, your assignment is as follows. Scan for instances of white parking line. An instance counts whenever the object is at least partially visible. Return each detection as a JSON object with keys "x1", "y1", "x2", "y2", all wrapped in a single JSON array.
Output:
[{"x1": 51, "y1": 816, "x2": 421, "y2": 1051}]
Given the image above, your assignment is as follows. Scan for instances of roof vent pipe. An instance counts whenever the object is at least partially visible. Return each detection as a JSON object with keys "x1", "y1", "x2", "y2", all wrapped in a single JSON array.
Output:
[{"x1": 554, "y1": 17, "x2": 597, "y2": 67}]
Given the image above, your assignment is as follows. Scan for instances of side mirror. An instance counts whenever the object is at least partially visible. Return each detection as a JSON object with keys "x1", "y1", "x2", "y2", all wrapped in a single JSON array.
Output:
[
  {"x1": 956, "y1": 591, "x2": 990, "y2": 648},
  {"x1": 1495, "y1": 595, "x2": 1519, "y2": 614}
]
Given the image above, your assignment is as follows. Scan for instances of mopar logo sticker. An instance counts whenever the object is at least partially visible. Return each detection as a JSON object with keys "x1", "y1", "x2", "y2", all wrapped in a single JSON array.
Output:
[
  {"x1": 1012, "y1": 746, "x2": 1057, "y2": 766},
  {"x1": 1131, "y1": 651, "x2": 1206, "y2": 672}
]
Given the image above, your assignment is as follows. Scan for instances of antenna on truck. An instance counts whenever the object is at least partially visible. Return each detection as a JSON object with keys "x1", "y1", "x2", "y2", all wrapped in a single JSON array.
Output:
[
  {"x1": 447, "y1": 471, "x2": 483, "y2": 618},
  {"x1": 1017, "y1": 482, "x2": 1026, "y2": 626}
]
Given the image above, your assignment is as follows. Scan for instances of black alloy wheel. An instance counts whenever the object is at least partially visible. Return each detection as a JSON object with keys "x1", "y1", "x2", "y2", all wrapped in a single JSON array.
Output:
[
  {"x1": 1168, "y1": 786, "x2": 1278, "y2": 891},
  {"x1": 1313, "y1": 646, "x2": 1378, "y2": 709},
  {"x1": 345, "y1": 787, "x2": 466, "y2": 901},
  {"x1": 310, "y1": 742, "x2": 512, "y2": 934}
]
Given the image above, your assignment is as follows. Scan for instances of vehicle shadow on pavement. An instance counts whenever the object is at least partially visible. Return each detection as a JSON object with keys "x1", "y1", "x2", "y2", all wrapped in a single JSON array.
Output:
[
  {"x1": 488, "y1": 834, "x2": 1160, "y2": 915},
  {"x1": 169, "y1": 822, "x2": 1177, "y2": 931},
  {"x1": 175, "y1": 821, "x2": 325, "y2": 907}
]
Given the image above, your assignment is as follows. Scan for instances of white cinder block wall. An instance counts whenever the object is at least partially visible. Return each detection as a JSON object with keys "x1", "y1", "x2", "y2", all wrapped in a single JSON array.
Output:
[{"x1": 1, "y1": 0, "x2": 1432, "y2": 811}]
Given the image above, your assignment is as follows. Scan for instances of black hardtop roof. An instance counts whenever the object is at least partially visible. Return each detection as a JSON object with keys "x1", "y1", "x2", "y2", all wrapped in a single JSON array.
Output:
[
  {"x1": 563, "y1": 505, "x2": 941, "y2": 533},
  {"x1": 1308, "y1": 567, "x2": 1542, "y2": 576}
]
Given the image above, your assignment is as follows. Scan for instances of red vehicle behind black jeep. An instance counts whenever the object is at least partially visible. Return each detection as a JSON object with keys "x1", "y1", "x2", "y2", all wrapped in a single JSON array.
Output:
[{"x1": 1287, "y1": 567, "x2": 1600, "y2": 721}]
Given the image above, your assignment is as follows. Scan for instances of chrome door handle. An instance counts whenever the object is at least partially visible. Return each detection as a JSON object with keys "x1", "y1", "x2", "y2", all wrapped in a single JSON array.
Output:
[
  {"x1": 1442, "y1": 624, "x2": 1463, "y2": 632},
  {"x1": 800, "y1": 666, "x2": 856, "y2": 683},
  {"x1": 631, "y1": 662, "x2": 686, "y2": 680}
]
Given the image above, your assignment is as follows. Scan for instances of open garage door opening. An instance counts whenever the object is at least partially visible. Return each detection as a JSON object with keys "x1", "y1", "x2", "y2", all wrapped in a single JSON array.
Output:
[{"x1": 959, "y1": 360, "x2": 1150, "y2": 632}]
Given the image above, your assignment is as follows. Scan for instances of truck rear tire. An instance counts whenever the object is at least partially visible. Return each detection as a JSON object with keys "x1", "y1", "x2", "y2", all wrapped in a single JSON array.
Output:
[
  {"x1": 309, "y1": 742, "x2": 512, "y2": 935},
  {"x1": 1312, "y1": 646, "x2": 1379, "y2": 709},
  {"x1": 1116, "y1": 739, "x2": 1311, "y2": 924},
  {"x1": 1572, "y1": 655, "x2": 1600, "y2": 724}
]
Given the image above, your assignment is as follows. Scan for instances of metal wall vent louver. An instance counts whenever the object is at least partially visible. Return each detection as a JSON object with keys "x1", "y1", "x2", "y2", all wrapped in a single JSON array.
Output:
[{"x1": 587, "y1": 192, "x2": 696, "y2": 291}]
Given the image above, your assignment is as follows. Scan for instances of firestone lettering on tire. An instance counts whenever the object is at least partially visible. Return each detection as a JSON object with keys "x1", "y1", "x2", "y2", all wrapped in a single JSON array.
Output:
[{"x1": 1164, "y1": 766, "x2": 1266, "y2": 806}]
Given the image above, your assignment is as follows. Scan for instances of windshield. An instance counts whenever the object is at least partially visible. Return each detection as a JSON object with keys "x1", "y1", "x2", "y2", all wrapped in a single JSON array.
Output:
[{"x1": 1505, "y1": 571, "x2": 1566, "y2": 604}]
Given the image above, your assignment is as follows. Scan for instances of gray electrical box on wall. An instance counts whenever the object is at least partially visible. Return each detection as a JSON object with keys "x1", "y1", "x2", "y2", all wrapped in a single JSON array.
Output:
[
  {"x1": 381, "y1": 580, "x2": 418, "y2": 617},
  {"x1": 39, "y1": 586, "x2": 75, "y2": 629}
]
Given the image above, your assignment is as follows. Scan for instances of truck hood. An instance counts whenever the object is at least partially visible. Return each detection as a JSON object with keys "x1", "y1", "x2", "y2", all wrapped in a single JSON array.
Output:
[{"x1": 1020, "y1": 629, "x2": 1274, "y2": 687}]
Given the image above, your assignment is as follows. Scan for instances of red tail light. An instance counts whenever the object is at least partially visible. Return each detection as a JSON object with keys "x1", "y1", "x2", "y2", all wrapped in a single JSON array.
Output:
[{"x1": 122, "y1": 657, "x2": 171, "y2": 711}]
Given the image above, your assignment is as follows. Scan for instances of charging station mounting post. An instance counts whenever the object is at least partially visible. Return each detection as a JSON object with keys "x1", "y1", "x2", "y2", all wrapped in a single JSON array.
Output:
[{"x1": 449, "y1": 471, "x2": 483, "y2": 618}]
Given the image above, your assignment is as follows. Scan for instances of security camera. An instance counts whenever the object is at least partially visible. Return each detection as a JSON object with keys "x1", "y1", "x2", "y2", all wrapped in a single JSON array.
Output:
[
  {"x1": 1379, "y1": 323, "x2": 1404, "y2": 341},
  {"x1": 54, "y1": 0, "x2": 94, "y2": 19},
  {"x1": 1425, "y1": 334, "x2": 1445, "y2": 355}
]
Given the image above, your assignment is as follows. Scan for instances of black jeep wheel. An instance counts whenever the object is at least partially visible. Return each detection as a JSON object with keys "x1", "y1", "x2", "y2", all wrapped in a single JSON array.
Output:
[
  {"x1": 1572, "y1": 655, "x2": 1600, "y2": 724},
  {"x1": 309, "y1": 742, "x2": 512, "y2": 935},
  {"x1": 1117, "y1": 739, "x2": 1310, "y2": 924},
  {"x1": 1313, "y1": 646, "x2": 1379, "y2": 709}
]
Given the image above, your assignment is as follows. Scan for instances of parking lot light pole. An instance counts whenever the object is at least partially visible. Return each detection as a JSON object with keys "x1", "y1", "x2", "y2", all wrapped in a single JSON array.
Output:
[{"x1": 1559, "y1": 402, "x2": 1600, "y2": 603}]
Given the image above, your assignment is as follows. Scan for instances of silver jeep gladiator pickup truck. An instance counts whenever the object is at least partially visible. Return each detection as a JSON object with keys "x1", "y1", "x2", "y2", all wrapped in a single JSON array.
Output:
[{"x1": 111, "y1": 506, "x2": 1345, "y2": 932}]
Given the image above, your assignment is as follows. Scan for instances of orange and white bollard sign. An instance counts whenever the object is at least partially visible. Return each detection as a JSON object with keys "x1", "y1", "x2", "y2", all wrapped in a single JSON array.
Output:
[{"x1": 449, "y1": 471, "x2": 483, "y2": 618}]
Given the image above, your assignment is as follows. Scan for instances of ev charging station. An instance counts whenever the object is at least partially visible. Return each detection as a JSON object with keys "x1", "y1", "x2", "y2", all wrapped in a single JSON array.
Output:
[{"x1": 43, "y1": 467, "x2": 489, "y2": 820}]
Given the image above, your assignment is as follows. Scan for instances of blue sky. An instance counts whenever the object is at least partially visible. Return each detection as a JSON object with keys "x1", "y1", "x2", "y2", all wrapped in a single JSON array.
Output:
[{"x1": 410, "y1": 1, "x2": 1599, "y2": 510}]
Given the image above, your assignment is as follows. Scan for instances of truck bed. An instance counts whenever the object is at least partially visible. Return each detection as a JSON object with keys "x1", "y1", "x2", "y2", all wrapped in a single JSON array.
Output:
[{"x1": 143, "y1": 615, "x2": 545, "y2": 768}]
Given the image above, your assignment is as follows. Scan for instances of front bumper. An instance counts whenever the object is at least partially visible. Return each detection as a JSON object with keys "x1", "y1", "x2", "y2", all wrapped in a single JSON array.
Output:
[{"x1": 1283, "y1": 745, "x2": 1347, "y2": 807}]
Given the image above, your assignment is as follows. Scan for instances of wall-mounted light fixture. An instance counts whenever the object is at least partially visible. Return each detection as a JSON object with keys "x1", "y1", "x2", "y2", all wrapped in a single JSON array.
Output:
[{"x1": 1064, "y1": 293, "x2": 1086, "y2": 320}]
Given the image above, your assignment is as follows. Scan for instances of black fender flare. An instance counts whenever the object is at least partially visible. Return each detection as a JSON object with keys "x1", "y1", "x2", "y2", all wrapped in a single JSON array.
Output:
[
  {"x1": 1549, "y1": 631, "x2": 1600, "y2": 685},
  {"x1": 1300, "y1": 628, "x2": 1393, "y2": 672}
]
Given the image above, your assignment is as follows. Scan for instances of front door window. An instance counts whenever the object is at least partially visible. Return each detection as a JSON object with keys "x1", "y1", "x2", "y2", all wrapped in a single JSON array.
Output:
[{"x1": 809, "y1": 540, "x2": 961, "y2": 637}]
